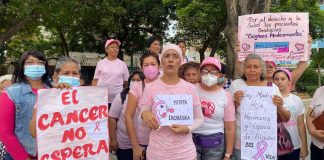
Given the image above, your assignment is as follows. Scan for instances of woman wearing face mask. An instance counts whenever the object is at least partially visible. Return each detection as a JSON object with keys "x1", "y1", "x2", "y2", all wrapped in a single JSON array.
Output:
[
  {"x1": 29, "y1": 56, "x2": 82, "y2": 138},
  {"x1": 228, "y1": 54, "x2": 290, "y2": 159},
  {"x1": 92, "y1": 39, "x2": 130, "y2": 107},
  {"x1": 109, "y1": 70, "x2": 145, "y2": 160},
  {"x1": 273, "y1": 69, "x2": 308, "y2": 160},
  {"x1": 193, "y1": 57, "x2": 235, "y2": 160},
  {"x1": 140, "y1": 44, "x2": 204, "y2": 160},
  {"x1": 0, "y1": 51, "x2": 52, "y2": 160},
  {"x1": 125, "y1": 51, "x2": 160, "y2": 160}
]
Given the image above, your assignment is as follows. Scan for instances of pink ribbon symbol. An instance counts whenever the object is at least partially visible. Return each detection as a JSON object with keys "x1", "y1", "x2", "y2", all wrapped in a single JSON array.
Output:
[
  {"x1": 94, "y1": 122, "x2": 100, "y2": 132},
  {"x1": 252, "y1": 141, "x2": 267, "y2": 160}
]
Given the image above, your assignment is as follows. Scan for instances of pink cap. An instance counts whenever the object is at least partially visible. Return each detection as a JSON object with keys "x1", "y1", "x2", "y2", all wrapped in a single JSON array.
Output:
[
  {"x1": 105, "y1": 39, "x2": 121, "y2": 48},
  {"x1": 278, "y1": 68, "x2": 292, "y2": 80},
  {"x1": 265, "y1": 61, "x2": 277, "y2": 68},
  {"x1": 161, "y1": 43, "x2": 183, "y2": 63},
  {"x1": 200, "y1": 57, "x2": 221, "y2": 70}
]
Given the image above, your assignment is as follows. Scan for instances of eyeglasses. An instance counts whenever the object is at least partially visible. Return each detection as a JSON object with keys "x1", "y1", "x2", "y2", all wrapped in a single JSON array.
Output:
[
  {"x1": 25, "y1": 60, "x2": 46, "y2": 66},
  {"x1": 201, "y1": 69, "x2": 219, "y2": 75}
]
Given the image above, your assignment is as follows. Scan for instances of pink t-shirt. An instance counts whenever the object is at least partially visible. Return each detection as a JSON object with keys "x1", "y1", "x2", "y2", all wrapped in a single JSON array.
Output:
[
  {"x1": 0, "y1": 89, "x2": 38, "y2": 160},
  {"x1": 93, "y1": 58, "x2": 129, "y2": 103},
  {"x1": 309, "y1": 86, "x2": 324, "y2": 148},
  {"x1": 109, "y1": 94, "x2": 138, "y2": 149},
  {"x1": 129, "y1": 81, "x2": 150, "y2": 145},
  {"x1": 141, "y1": 78, "x2": 201, "y2": 160},
  {"x1": 194, "y1": 85, "x2": 235, "y2": 135}
]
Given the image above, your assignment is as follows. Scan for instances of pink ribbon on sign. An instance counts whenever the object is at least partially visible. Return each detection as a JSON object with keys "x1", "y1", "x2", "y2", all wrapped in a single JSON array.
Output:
[
  {"x1": 252, "y1": 141, "x2": 268, "y2": 160},
  {"x1": 94, "y1": 122, "x2": 100, "y2": 132}
]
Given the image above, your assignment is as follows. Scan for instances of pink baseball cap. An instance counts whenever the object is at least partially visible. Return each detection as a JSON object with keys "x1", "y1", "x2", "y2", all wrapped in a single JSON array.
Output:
[
  {"x1": 200, "y1": 57, "x2": 221, "y2": 71},
  {"x1": 105, "y1": 39, "x2": 121, "y2": 48}
]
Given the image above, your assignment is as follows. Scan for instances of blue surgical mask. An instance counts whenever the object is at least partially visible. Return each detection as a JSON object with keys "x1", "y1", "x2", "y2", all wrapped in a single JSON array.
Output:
[
  {"x1": 24, "y1": 65, "x2": 46, "y2": 80},
  {"x1": 217, "y1": 77, "x2": 225, "y2": 84},
  {"x1": 58, "y1": 76, "x2": 80, "y2": 86}
]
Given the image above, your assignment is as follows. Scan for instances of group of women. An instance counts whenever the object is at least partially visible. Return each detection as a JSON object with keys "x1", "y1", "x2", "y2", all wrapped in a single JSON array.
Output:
[{"x1": 0, "y1": 36, "x2": 323, "y2": 160}]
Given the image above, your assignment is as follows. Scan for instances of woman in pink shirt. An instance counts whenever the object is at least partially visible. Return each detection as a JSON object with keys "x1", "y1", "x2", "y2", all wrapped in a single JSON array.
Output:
[
  {"x1": 140, "y1": 44, "x2": 204, "y2": 160},
  {"x1": 109, "y1": 70, "x2": 145, "y2": 160},
  {"x1": 193, "y1": 57, "x2": 235, "y2": 160},
  {"x1": 92, "y1": 39, "x2": 130, "y2": 107},
  {"x1": 125, "y1": 51, "x2": 160, "y2": 160}
]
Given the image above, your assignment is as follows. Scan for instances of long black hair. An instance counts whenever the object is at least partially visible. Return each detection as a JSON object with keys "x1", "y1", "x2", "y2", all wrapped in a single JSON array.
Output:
[
  {"x1": 120, "y1": 70, "x2": 145, "y2": 104},
  {"x1": 12, "y1": 50, "x2": 53, "y2": 87}
]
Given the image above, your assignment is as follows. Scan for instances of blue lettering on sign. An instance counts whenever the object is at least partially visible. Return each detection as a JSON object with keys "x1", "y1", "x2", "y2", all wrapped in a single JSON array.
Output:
[{"x1": 254, "y1": 42, "x2": 289, "y2": 49}]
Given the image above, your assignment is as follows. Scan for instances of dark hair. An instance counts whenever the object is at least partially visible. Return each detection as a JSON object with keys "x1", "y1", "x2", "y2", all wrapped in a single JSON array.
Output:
[
  {"x1": 273, "y1": 70, "x2": 291, "y2": 81},
  {"x1": 177, "y1": 39, "x2": 186, "y2": 46},
  {"x1": 13, "y1": 50, "x2": 52, "y2": 87},
  {"x1": 120, "y1": 70, "x2": 145, "y2": 104},
  {"x1": 140, "y1": 51, "x2": 160, "y2": 68},
  {"x1": 147, "y1": 36, "x2": 160, "y2": 48},
  {"x1": 220, "y1": 63, "x2": 226, "y2": 74},
  {"x1": 178, "y1": 62, "x2": 200, "y2": 79}
]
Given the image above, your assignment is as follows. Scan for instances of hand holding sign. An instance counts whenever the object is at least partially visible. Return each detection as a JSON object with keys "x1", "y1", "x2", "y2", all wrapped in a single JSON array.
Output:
[{"x1": 141, "y1": 110, "x2": 160, "y2": 130}]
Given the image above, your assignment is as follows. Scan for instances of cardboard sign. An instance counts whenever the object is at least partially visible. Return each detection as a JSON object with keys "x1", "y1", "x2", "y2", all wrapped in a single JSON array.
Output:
[
  {"x1": 240, "y1": 86, "x2": 277, "y2": 160},
  {"x1": 153, "y1": 94, "x2": 193, "y2": 126},
  {"x1": 37, "y1": 86, "x2": 109, "y2": 160},
  {"x1": 238, "y1": 12, "x2": 309, "y2": 64}
]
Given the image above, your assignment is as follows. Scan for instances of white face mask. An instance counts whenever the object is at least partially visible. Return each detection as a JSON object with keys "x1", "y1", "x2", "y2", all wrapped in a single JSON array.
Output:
[{"x1": 201, "y1": 73, "x2": 218, "y2": 87}]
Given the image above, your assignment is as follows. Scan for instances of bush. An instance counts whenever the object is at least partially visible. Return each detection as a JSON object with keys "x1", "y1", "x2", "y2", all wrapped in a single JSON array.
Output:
[
  {"x1": 306, "y1": 86, "x2": 318, "y2": 97},
  {"x1": 296, "y1": 68, "x2": 318, "y2": 92}
]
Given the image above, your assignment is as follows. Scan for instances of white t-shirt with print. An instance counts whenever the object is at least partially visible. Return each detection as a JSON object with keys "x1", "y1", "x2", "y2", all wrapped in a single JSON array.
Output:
[
  {"x1": 193, "y1": 85, "x2": 235, "y2": 135},
  {"x1": 283, "y1": 93, "x2": 305, "y2": 149}
]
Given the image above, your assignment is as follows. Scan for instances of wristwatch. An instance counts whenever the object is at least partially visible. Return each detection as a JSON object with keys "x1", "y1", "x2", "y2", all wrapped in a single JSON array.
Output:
[{"x1": 225, "y1": 153, "x2": 233, "y2": 159}]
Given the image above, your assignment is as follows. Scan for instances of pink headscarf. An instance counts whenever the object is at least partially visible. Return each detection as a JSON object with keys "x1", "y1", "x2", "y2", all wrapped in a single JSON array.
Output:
[{"x1": 161, "y1": 44, "x2": 183, "y2": 64}]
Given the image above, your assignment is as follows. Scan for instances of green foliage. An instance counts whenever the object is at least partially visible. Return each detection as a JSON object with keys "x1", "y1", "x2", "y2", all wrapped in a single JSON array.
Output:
[
  {"x1": 296, "y1": 67, "x2": 319, "y2": 91},
  {"x1": 271, "y1": 0, "x2": 324, "y2": 40}
]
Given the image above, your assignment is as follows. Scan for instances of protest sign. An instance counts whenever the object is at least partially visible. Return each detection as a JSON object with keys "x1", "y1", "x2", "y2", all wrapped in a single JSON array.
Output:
[
  {"x1": 153, "y1": 94, "x2": 193, "y2": 126},
  {"x1": 37, "y1": 86, "x2": 109, "y2": 160},
  {"x1": 240, "y1": 86, "x2": 277, "y2": 160},
  {"x1": 238, "y1": 12, "x2": 309, "y2": 65}
]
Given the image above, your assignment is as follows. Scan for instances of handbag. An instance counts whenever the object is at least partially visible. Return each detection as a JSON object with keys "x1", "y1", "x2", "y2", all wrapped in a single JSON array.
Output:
[
  {"x1": 193, "y1": 133, "x2": 223, "y2": 148},
  {"x1": 312, "y1": 111, "x2": 324, "y2": 130}
]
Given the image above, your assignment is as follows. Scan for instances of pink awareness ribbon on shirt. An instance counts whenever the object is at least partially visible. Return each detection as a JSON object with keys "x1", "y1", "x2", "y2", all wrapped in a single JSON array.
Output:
[{"x1": 252, "y1": 141, "x2": 267, "y2": 160}]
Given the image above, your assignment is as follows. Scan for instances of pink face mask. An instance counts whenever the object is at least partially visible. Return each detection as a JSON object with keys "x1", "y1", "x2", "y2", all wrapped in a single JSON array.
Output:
[{"x1": 143, "y1": 65, "x2": 159, "y2": 80}]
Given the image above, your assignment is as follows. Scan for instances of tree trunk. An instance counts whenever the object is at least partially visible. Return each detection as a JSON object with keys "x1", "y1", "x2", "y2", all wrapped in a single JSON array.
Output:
[
  {"x1": 57, "y1": 27, "x2": 69, "y2": 56},
  {"x1": 198, "y1": 38, "x2": 210, "y2": 62},
  {"x1": 319, "y1": 63, "x2": 322, "y2": 87},
  {"x1": 224, "y1": 0, "x2": 271, "y2": 79},
  {"x1": 0, "y1": 17, "x2": 31, "y2": 45}
]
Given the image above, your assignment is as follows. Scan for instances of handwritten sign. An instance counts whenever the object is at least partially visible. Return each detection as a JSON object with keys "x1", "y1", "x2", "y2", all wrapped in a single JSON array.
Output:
[
  {"x1": 238, "y1": 12, "x2": 309, "y2": 63},
  {"x1": 37, "y1": 86, "x2": 109, "y2": 160},
  {"x1": 240, "y1": 86, "x2": 277, "y2": 160},
  {"x1": 153, "y1": 94, "x2": 193, "y2": 126}
]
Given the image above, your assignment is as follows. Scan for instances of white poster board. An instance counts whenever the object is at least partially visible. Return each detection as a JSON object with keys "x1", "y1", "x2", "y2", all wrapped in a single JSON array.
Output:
[
  {"x1": 37, "y1": 86, "x2": 109, "y2": 160},
  {"x1": 240, "y1": 86, "x2": 277, "y2": 160},
  {"x1": 153, "y1": 94, "x2": 193, "y2": 126}
]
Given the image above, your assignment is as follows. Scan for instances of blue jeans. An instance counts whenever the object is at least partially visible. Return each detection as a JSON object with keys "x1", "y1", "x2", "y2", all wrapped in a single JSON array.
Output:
[
  {"x1": 116, "y1": 148, "x2": 133, "y2": 160},
  {"x1": 233, "y1": 148, "x2": 241, "y2": 160},
  {"x1": 195, "y1": 141, "x2": 225, "y2": 160},
  {"x1": 4, "y1": 152, "x2": 13, "y2": 160}
]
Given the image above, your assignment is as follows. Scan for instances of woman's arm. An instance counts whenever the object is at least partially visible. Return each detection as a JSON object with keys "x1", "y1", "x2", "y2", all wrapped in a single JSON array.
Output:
[
  {"x1": 29, "y1": 109, "x2": 37, "y2": 138},
  {"x1": 92, "y1": 79, "x2": 98, "y2": 86},
  {"x1": 0, "y1": 92, "x2": 30, "y2": 160},
  {"x1": 306, "y1": 107, "x2": 324, "y2": 142},
  {"x1": 224, "y1": 121, "x2": 235, "y2": 160},
  {"x1": 124, "y1": 93, "x2": 144, "y2": 160},
  {"x1": 297, "y1": 114, "x2": 308, "y2": 159},
  {"x1": 108, "y1": 117, "x2": 118, "y2": 152},
  {"x1": 273, "y1": 95, "x2": 290, "y2": 122}
]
